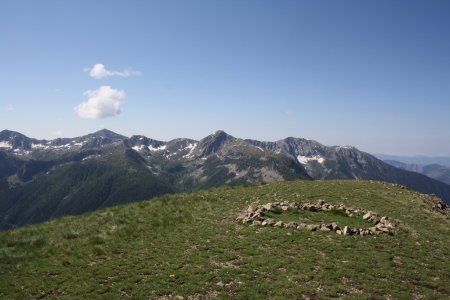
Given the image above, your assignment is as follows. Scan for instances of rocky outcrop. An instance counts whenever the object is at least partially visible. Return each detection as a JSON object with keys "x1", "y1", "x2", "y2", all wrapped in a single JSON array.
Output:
[{"x1": 237, "y1": 200, "x2": 396, "y2": 236}]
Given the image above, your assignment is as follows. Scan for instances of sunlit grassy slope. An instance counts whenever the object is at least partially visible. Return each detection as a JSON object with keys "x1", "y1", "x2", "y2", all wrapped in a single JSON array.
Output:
[{"x1": 0, "y1": 180, "x2": 449, "y2": 299}]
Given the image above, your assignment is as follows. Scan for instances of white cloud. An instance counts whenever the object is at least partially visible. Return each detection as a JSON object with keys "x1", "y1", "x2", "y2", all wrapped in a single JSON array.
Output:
[
  {"x1": 55, "y1": 130, "x2": 63, "y2": 136},
  {"x1": 6, "y1": 104, "x2": 14, "y2": 111},
  {"x1": 75, "y1": 85, "x2": 125, "y2": 119},
  {"x1": 86, "y1": 63, "x2": 141, "y2": 79}
]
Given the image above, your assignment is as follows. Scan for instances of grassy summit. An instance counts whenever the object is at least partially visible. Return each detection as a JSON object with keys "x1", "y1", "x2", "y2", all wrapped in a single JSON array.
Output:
[{"x1": 0, "y1": 180, "x2": 449, "y2": 299}]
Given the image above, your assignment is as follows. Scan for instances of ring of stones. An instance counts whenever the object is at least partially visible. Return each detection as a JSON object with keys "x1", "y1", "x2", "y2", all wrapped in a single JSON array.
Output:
[{"x1": 237, "y1": 200, "x2": 395, "y2": 236}]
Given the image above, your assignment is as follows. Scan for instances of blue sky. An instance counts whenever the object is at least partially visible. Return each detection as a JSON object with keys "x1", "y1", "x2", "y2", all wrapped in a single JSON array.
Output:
[{"x1": 0, "y1": 0, "x2": 449, "y2": 155}]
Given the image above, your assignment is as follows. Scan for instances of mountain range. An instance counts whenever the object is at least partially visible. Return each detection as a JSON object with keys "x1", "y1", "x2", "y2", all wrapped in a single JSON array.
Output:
[
  {"x1": 384, "y1": 160, "x2": 450, "y2": 186},
  {"x1": 375, "y1": 154, "x2": 450, "y2": 167},
  {"x1": 1, "y1": 128, "x2": 450, "y2": 230}
]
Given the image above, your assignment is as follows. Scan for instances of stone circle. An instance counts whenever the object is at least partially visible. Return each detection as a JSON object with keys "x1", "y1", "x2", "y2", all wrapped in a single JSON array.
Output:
[{"x1": 236, "y1": 200, "x2": 395, "y2": 236}]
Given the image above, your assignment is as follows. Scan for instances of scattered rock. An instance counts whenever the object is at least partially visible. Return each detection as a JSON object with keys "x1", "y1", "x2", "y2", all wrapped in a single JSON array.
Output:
[
  {"x1": 236, "y1": 212, "x2": 247, "y2": 221},
  {"x1": 306, "y1": 224, "x2": 319, "y2": 231},
  {"x1": 266, "y1": 218, "x2": 276, "y2": 226},
  {"x1": 362, "y1": 212, "x2": 372, "y2": 220},
  {"x1": 320, "y1": 226, "x2": 331, "y2": 232},
  {"x1": 242, "y1": 218, "x2": 252, "y2": 224},
  {"x1": 247, "y1": 203, "x2": 259, "y2": 213},
  {"x1": 262, "y1": 203, "x2": 273, "y2": 211},
  {"x1": 297, "y1": 223, "x2": 307, "y2": 230},
  {"x1": 274, "y1": 221, "x2": 284, "y2": 227},
  {"x1": 285, "y1": 222, "x2": 298, "y2": 228},
  {"x1": 331, "y1": 222, "x2": 340, "y2": 231},
  {"x1": 343, "y1": 226, "x2": 352, "y2": 236},
  {"x1": 280, "y1": 205, "x2": 289, "y2": 211}
]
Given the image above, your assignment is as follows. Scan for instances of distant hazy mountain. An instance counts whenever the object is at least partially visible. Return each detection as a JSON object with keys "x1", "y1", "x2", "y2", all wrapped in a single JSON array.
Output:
[
  {"x1": 1, "y1": 129, "x2": 450, "y2": 230},
  {"x1": 375, "y1": 154, "x2": 450, "y2": 167},
  {"x1": 384, "y1": 160, "x2": 450, "y2": 186}
]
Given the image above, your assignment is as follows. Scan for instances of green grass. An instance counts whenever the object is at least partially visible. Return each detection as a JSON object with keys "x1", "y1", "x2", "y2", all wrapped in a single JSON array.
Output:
[{"x1": 0, "y1": 180, "x2": 449, "y2": 299}]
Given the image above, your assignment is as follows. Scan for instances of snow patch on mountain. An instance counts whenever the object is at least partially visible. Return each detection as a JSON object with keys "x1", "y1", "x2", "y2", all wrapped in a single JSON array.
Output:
[
  {"x1": 132, "y1": 145, "x2": 146, "y2": 152},
  {"x1": 148, "y1": 145, "x2": 167, "y2": 151},
  {"x1": 82, "y1": 154, "x2": 101, "y2": 161},
  {"x1": 297, "y1": 155, "x2": 325, "y2": 164},
  {"x1": 0, "y1": 141, "x2": 13, "y2": 149},
  {"x1": 183, "y1": 143, "x2": 198, "y2": 158},
  {"x1": 31, "y1": 143, "x2": 47, "y2": 149},
  {"x1": 31, "y1": 142, "x2": 84, "y2": 151}
]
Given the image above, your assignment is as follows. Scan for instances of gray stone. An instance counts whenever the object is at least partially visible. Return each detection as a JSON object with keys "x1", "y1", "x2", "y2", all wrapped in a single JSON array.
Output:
[
  {"x1": 320, "y1": 226, "x2": 331, "y2": 232},
  {"x1": 331, "y1": 222, "x2": 340, "y2": 231},
  {"x1": 362, "y1": 212, "x2": 372, "y2": 220},
  {"x1": 247, "y1": 203, "x2": 258, "y2": 213},
  {"x1": 286, "y1": 222, "x2": 298, "y2": 228},
  {"x1": 216, "y1": 281, "x2": 225, "y2": 287},
  {"x1": 372, "y1": 217, "x2": 381, "y2": 225},
  {"x1": 306, "y1": 224, "x2": 319, "y2": 231},
  {"x1": 274, "y1": 221, "x2": 284, "y2": 227},
  {"x1": 243, "y1": 218, "x2": 252, "y2": 224},
  {"x1": 343, "y1": 226, "x2": 352, "y2": 236},
  {"x1": 266, "y1": 218, "x2": 276, "y2": 226},
  {"x1": 236, "y1": 213, "x2": 247, "y2": 221},
  {"x1": 297, "y1": 223, "x2": 307, "y2": 229},
  {"x1": 262, "y1": 203, "x2": 273, "y2": 211}
]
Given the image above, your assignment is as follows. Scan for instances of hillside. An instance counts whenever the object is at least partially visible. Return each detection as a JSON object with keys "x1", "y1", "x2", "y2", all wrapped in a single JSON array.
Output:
[
  {"x1": 2, "y1": 129, "x2": 450, "y2": 231},
  {"x1": 0, "y1": 149, "x2": 173, "y2": 230},
  {"x1": 0, "y1": 180, "x2": 449, "y2": 299},
  {"x1": 384, "y1": 160, "x2": 450, "y2": 186},
  {"x1": 422, "y1": 164, "x2": 450, "y2": 185}
]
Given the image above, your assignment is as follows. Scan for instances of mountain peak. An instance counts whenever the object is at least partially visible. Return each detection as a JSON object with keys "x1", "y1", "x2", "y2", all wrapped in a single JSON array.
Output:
[
  {"x1": 0, "y1": 129, "x2": 31, "y2": 140},
  {"x1": 197, "y1": 130, "x2": 235, "y2": 157},
  {"x1": 77, "y1": 129, "x2": 127, "y2": 149},
  {"x1": 0, "y1": 129, "x2": 39, "y2": 149},
  {"x1": 212, "y1": 130, "x2": 232, "y2": 138},
  {"x1": 90, "y1": 129, "x2": 126, "y2": 139}
]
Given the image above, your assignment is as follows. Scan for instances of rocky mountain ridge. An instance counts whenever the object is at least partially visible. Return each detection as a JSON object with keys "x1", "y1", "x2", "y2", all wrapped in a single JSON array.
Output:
[{"x1": 1, "y1": 128, "x2": 450, "y2": 230}]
